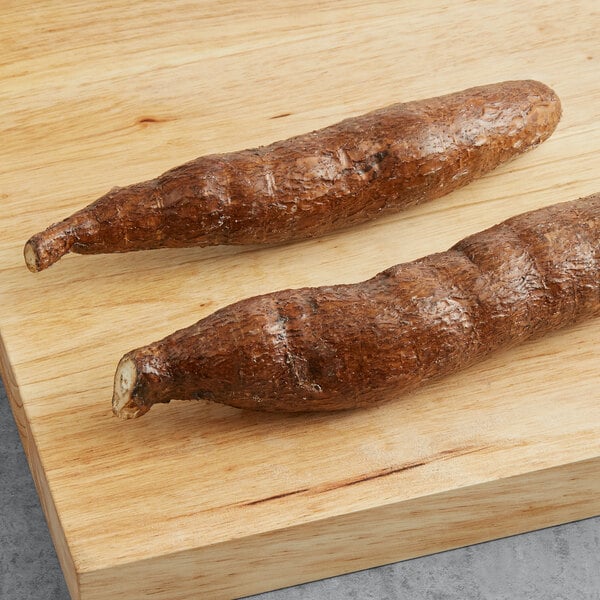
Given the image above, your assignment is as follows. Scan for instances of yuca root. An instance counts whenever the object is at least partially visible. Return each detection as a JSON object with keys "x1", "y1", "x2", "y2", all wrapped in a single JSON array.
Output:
[
  {"x1": 27, "y1": 80, "x2": 560, "y2": 272},
  {"x1": 113, "y1": 193, "x2": 600, "y2": 419}
]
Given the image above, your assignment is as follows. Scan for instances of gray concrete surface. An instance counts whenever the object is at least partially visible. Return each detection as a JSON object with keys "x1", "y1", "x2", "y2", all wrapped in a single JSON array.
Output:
[{"x1": 1, "y1": 379, "x2": 599, "y2": 600}]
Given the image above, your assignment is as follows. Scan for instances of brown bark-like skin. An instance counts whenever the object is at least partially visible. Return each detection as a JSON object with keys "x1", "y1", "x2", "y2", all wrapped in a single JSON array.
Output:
[
  {"x1": 113, "y1": 193, "x2": 600, "y2": 418},
  {"x1": 26, "y1": 80, "x2": 561, "y2": 272}
]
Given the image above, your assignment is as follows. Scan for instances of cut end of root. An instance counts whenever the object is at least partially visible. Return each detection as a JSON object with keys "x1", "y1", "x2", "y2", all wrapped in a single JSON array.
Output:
[
  {"x1": 112, "y1": 357, "x2": 150, "y2": 419},
  {"x1": 24, "y1": 221, "x2": 77, "y2": 272},
  {"x1": 24, "y1": 240, "x2": 40, "y2": 273}
]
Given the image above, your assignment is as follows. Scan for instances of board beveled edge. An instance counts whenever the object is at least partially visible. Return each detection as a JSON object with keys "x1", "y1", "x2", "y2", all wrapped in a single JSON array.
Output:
[
  {"x1": 77, "y1": 456, "x2": 600, "y2": 600},
  {"x1": 0, "y1": 331, "x2": 81, "y2": 600}
]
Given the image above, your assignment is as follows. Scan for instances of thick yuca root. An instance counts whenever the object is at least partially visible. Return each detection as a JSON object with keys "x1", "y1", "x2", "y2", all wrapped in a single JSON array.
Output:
[
  {"x1": 113, "y1": 193, "x2": 600, "y2": 419},
  {"x1": 27, "y1": 80, "x2": 561, "y2": 272}
]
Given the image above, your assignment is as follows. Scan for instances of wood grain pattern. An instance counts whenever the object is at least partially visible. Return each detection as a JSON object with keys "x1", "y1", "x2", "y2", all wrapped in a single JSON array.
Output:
[{"x1": 1, "y1": 1, "x2": 599, "y2": 599}]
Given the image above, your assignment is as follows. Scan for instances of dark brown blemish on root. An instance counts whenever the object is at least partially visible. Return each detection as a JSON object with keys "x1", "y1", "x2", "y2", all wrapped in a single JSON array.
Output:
[{"x1": 270, "y1": 112, "x2": 292, "y2": 120}]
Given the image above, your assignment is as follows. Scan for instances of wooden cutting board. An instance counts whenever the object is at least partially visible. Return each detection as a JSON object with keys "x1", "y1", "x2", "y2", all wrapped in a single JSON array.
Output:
[{"x1": 1, "y1": 2, "x2": 599, "y2": 598}]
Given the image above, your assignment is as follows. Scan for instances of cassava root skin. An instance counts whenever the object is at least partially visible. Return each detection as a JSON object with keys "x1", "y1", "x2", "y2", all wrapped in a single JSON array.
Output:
[
  {"x1": 27, "y1": 80, "x2": 561, "y2": 272},
  {"x1": 113, "y1": 193, "x2": 600, "y2": 418}
]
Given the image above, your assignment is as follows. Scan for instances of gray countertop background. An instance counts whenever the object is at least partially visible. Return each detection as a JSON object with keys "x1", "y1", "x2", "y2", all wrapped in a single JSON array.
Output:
[{"x1": 1, "y1": 380, "x2": 599, "y2": 600}]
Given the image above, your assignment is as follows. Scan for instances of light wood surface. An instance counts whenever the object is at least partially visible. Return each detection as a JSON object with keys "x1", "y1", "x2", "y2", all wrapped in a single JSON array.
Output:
[{"x1": 1, "y1": 1, "x2": 599, "y2": 599}]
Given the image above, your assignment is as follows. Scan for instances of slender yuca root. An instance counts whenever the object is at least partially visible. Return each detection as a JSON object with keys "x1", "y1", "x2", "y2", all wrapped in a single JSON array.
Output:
[
  {"x1": 27, "y1": 80, "x2": 560, "y2": 272},
  {"x1": 113, "y1": 193, "x2": 600, "y2": 419}
]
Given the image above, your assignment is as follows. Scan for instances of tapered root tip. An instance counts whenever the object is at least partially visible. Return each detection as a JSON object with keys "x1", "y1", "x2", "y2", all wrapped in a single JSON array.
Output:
[
  {"x1": 112, "y1": 357, "x2": 150, "y2": 419},
  {"x1": 24, "y1": 219, "x2": 79, "y2": 272}
]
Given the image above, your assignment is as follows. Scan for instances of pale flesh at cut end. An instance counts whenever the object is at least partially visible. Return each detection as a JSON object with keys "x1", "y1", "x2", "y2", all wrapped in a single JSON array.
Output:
[
  {"x1": 112, "y1": 357, "x2": 150, "y2": 419},
  {"x1": 23, "y1": 241, "x2": 39, "y2": 273}
]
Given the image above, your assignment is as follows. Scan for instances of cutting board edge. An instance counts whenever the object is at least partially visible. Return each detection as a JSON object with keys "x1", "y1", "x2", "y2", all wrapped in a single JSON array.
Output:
[
  {"x1": 1, "y1": 331, "x2": 81, "y2": 600},
  {"x1": 75, "y1": 455, "x2": 600, "y2": 600}
]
